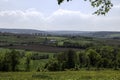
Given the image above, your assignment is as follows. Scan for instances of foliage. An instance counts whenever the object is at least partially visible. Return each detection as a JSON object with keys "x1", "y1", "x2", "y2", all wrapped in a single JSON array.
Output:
[
  {"x1": 45, "y1": 49, "x2": 78, "y2": 71},
  {"x1": 25, "y1": 52, "x2": 32, "y2": 71},
  {"x1": 9, "y1": 50, "x2": 20, "y2": 71},
  {"x1": 45, "y1": 46, "x2": 120, "y2": 71},
  {"x1": 31, "y1": 53, "x2": 49, "y2": 60},
  {"x1": 45, "y1": 58, "x2": 60, "y2": 71},
  {"x1": 86, "y1": 49, "x2": 101, "y2": 67},
  {"x1": 79, "y1": 51, "x2": 88, "y2": 68},
  {"x1": 57, "y1": 0, "x2": 113, "y2": 15},
  {"x1": 66, "y1": 49, "x2": 77, "y2": 69},
  {"x1": 0, "y1": 49, "x2": 20, "y2": 71}
]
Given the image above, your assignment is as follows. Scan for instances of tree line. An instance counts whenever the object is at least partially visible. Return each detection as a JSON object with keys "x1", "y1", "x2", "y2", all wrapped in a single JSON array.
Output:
[
  {"x1": 0, "y1": 45, "x2": 120, "y2": 72},
  {"x1": 45, "y1": 46, "x2": 120, "y2": 71},
  {"x1": 0, "y1": 49, "x2": 50, "y2": 72}
]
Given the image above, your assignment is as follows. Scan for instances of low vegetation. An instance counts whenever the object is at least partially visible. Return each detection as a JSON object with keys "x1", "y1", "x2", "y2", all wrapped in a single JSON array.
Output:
[{"x1": 0, "y1": 70, "x2": 120, "y2": 80}]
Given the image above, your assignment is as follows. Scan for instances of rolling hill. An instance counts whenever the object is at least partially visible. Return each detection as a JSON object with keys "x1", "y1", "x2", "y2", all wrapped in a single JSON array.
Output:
[{"x1": 0, "y1": 28, "x2": 120, "y2": 38}]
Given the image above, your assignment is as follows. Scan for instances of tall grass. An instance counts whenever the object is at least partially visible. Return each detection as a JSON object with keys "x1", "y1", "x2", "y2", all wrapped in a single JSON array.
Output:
[{"x1": 0, "y1": 70, "x2": 119, "y2": 80}]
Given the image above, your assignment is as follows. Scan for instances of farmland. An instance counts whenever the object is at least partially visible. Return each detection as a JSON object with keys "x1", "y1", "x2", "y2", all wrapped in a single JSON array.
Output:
[
  {"x1": 0, "y1": 32, "x2": 120, "y2": 53},
  {"x1": 0, "y1": 31, "x2": 120, "y2": 80}
]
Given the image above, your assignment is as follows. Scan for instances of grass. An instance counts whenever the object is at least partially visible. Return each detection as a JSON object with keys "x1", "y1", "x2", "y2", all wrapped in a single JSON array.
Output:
[
  {"x1": 0, "y1": 35, "x2": 45, "y2": 44},
  {"x1": 0, "y1": 70, "x2": 120, "y2": 80},
  {"x1": 41, "y1": 36, "x2": 67, "y2": 41}
]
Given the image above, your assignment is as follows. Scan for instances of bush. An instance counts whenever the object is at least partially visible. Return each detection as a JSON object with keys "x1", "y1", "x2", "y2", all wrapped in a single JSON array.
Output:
[
  {"x1": 0, "y1": 49, "x2": 20, "y2": 71},
  {"x1": 45, "y1": 59, "x2": 60, "y2": 71}
]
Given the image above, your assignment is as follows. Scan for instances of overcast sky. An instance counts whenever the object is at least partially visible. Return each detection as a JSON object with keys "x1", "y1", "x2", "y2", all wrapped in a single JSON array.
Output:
[{"x1": 0, "y1": 0, "x2": 120, "y2": 31}]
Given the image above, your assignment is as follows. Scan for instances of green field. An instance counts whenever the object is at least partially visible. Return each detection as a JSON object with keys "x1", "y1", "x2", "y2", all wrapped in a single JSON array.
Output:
[{"x1": 0, "y1": 70, "x2": 120, "y2": 80}]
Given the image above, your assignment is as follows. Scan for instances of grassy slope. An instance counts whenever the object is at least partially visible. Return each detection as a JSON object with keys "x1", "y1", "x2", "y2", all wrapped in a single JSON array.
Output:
[
  {"x1": 0, "y1": 35, "x2": 45, "y2": 44},
  {"x1": 0, "y1": 70, "x2": 120, "y2": 80}
]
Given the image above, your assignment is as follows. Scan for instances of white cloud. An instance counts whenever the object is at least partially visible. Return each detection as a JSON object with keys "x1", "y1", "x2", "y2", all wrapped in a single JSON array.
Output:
[
  {"x1": 46, "y1": 9, "x2": 120, "y2": 31},
  {"x1": 0, "y1": 9, "x2": 45, "y2": 29},
  {"x1": 0, "y1": 9, "x2": 120, "y2": 31},
  {"x1": 46, "y1": 9, "x2": 94, "y2": 30},
  {"x1": 113, "y1": 3, "x2": 120, "y2": 8}
]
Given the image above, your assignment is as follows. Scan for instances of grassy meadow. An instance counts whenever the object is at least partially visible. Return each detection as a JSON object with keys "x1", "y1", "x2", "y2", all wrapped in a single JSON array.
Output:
[{"x1": 0, "y1": 70, "x2": 120, "y2": 80}]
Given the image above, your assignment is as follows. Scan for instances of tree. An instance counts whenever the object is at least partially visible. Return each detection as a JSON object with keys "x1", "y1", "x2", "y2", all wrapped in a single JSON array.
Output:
[
  {"x1": 79, "y1": 51, "x2": 87, "y2": 68},
  {"x1": 57, "y1": 49, "x2": 78, "y2": 69},
  {"x1": 45, "y1": 59, "x2": 60, "y2": 71},
  {"x1": 0, "y1": 50, "x2": 20, "y2": 71},
  {"x1": 0, "y1": 52, "x2": 11, "y2": 71},
  {"x1": 25, "y1": 57, "x2": 31, "y2": 71},
  {"x1": 66, "y1": 49, "x2": 77, "y2": 69},
  {"x1": 117, "y1": 52, "x2": 120, "y2": 68},
  {"x1": 86, "y1": 49, "x2": 101, "y2": 67},
  {"x1": 25, "y1": 52, "x2": 32, "y2": 71},
  {"x1": 56, "y1": 52, "x2": 68, "y2": 70},
  {"x1": 9, "y1": 50, "x2": 20, "y2": 71},
  {"x1": 101, "y1": 58, "x2": 110, "y2": 68},
  {"x1": 112, "y1": 48, "x2": 120, "y2": 70},
  {"x1": 57, "y1": 0, "x2": 113, "y2": 15},
  {"x1": 99, "y1": 46, "x2": 114, "y2": 67},
  {"x1": 45, "y1": 49, "x2": 78, "y2": 71}
]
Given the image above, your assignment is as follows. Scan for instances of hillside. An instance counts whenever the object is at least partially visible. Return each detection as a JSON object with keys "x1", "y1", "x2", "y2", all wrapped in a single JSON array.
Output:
[
  {"x1": 0, "y1": 28, "x2": 45, "y2": 34},
  {"x1": 0, "y1": 28, "x2": 120, "y2": 38}
]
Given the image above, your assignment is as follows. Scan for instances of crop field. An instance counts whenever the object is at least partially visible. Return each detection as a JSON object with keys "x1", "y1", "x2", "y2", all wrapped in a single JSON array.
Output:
[
  {"x1": 4, "y1": 44, "x2": 80, "y2": 53},
  {"x1": 0, "y1": 33, "x2": 120, "y2": 53},
  {"x1": 0, "y1": 70, "x2": 120, "y2": 80}
]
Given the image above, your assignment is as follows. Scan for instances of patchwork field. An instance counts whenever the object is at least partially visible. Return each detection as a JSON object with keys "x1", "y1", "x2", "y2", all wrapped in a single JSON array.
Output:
[{"x1": 0, "y1": 32, "x2": 120, "y2": 80}]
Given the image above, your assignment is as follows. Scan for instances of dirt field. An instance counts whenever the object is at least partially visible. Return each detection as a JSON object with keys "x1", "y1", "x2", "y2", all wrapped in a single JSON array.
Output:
[{"x1": 2, "y1": 44, "x2": 80, "y2": 53}]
